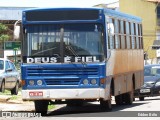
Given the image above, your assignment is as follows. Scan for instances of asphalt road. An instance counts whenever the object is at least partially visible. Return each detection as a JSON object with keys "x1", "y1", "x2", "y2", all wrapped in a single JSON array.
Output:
[
  {"x1": 46, "y1": 96, "x2": 160, "y2": 117},
  {"x1": 1, "y1": 96, "x2": 160, "y2": 120}
]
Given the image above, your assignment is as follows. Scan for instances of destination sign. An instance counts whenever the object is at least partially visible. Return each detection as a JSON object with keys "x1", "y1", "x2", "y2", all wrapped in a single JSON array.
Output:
[{"x1": 26, "y1": 56, "x2": 100, "y2": 63}]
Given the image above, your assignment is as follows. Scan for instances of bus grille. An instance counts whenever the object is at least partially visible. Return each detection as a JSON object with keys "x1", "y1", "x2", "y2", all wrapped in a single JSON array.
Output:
[
  {"x1": 26, "y1": 67, "x2": 98, "y2": 85},
  {"x1": 45, "y1": 78, "x2": 80, "y2": 85}
]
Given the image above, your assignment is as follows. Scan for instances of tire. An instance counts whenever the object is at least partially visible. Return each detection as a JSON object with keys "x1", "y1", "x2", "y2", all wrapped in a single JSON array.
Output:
[
  {"x1": 34, "y1": 100, "x2": 49, "y2": 116},
  {"x1": 11, "y1": 82, "x2": 19, "y2": 95},
  {"x1": 100, "y1": 89, "x2": 112, "y2": 111},
  {"x1": 0, "y1": 81, "x2": 5, "y2": 93},
  {"x1": 115, "y1": 95, "x2": 123, "y2": 105},
  {"x1": 125, "y1": 83, "x2": 134, "y2": 105},
  {"x1": 139, "y1": 97, "x2": 144, "y2": 101},
  {"x1": 133, "y1": 97, "x2": 135, "y2": 101},
  {"x1": 124, "y1": 92, "x2": 133, "y2": 105},
  {"x1": 100, "y1": 99, "x2": 112, "y2": 111}
]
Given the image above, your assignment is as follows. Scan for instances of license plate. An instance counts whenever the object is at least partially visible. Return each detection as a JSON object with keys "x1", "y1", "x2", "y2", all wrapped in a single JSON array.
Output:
[
  {"x1": 140, "y1": 89, "x2": 150, "y2": 93},
  {"x1": 29, "y1": 91, "x2": 43, "y2": 96}
]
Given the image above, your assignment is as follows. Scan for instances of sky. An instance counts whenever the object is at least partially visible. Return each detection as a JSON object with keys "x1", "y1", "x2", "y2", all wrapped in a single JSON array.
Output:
[{"x1": 0, "y1": 0, "x2": 119, "y2": 7}]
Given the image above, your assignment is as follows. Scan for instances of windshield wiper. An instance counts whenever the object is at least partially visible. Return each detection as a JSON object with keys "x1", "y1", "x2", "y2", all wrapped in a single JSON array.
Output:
[
  {"x1": 32, "y1": 47, "x2": 57, "y2": 56},
  {"x1": 66, "y1": 45, "x2": 86, "y2": 65}
]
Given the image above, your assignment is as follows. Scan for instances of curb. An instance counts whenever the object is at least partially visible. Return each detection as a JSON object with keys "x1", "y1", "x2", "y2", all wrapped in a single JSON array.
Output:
[
  {"x1": 0, "y1": 95, "x2": 11, "y2": 102},
  {"x1": 0, "y1": 94, "x2": 33, "y2": 104}
]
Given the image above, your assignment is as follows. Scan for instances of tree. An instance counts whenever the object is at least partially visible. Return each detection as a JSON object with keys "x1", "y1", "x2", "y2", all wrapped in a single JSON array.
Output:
[{"x1": 0, "y1": 23, "x2": 9, "y2": 41}]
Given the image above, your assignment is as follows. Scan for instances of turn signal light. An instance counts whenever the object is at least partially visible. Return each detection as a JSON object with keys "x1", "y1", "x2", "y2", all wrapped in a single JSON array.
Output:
[
  {"x1": 21, "y1": 80, "x2": 26, "y2": 86},
  {"x1": 100, "y1": 78, "x2": 106, "y2": 84}
]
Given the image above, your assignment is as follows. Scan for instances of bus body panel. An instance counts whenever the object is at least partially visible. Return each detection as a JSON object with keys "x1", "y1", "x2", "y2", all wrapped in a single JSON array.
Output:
[
  {"x1": 106, "y1": 49, "x2": 144, "y2": 96},
  {"x1": 21, "y1": 88, "x2": 106, "y2": 100},
  {"x1": 20, "y1": 8, "x2": 143, "y2": 105}
]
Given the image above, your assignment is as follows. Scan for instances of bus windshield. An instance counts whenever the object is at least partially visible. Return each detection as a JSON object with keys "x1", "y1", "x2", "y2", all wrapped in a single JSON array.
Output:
[{"x1": 24, "y1": 23, "x2": 105, "y2": 63}]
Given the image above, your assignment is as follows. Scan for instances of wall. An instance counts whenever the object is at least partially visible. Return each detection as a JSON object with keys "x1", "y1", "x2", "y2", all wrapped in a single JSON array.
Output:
[{"x1": 119, "y1": 0, "x2": 157, "y2": 59}]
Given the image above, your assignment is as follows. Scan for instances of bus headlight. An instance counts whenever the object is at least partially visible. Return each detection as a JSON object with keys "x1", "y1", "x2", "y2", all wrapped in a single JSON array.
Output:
[
  {"x1": 37, "y1": 80, "x2": 43, "y2": 85},
  {"x1": 29, "y1": 80, "x2": 34, "y2": 85},
  {"x1": 83, "y1": 79, "x2": 89, "y2": 85},
  {"x1": 91, "y1": 79, "x2": 97, "y2": 85}
]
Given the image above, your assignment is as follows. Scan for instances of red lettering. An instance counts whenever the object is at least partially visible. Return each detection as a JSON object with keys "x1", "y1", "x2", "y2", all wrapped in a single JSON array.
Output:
[{"x1": 29, "y1": 91, "x2": 43, "y2": 96}]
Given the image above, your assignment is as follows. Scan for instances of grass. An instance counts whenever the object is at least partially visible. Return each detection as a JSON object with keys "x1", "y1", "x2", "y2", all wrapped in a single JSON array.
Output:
[
  {"x1": 10, "y1": 95, "x2": 19, "y2": 100},
  {"x1": 0, "y1": 89, "x2": 21, "y2": 100},
  {"x1": 1, "y1": 89, "x2": 56, "y2": 110},
  {"x1": 48, "y1": 104, "x2": 55, "y2": 110},
  {"x1": 0, "y1": 90, "x2": 11, "y2": 95}
]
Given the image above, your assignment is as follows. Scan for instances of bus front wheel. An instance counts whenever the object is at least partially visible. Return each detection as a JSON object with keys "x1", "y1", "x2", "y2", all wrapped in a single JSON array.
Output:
[
  {"x1": 100, "y1": 98, "x2": 112, "y2": 111},
  {"x1": 34, "y1": 100, "x2": 49, "y2": 116},
  {"x1": 100, "y1": 89, "x2": 112, "y2": 111}
]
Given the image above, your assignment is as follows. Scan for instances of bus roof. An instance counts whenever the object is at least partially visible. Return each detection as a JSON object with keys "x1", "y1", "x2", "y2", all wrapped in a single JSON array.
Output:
[
  {"x1": 104, "y1": 8, "x2": 142, "y2": 22},
  {"x1": 23, "y1": 7, "x2": 142, "y2": 23}
]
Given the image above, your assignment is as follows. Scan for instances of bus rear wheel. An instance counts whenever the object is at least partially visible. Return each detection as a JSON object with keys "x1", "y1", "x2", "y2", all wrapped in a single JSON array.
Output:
[
  {"x1": 34, "y1": 100, "x2": 49, "y2": 116},
  {"x1": 115, "y1": 95, "x2": 123, "y2": 105},
  {"x1": 124, "y1": 84, "x2": 134, "y2": 105},
  {"x1": 124, "y1": 91, "x2": 133, "y2": 105}
]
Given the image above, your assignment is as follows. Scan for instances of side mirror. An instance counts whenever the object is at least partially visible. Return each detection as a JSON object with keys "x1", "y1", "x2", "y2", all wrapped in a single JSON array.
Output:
[
  {"x1": 13, "y1": 20, "x2": 21, "y2": 40},
  {"x1": 6, "y1": 68, "x2": 12, "y2": 72},
  {"x1": 107, "y1": 23, "x2": 114, "y2": 36},
  {"x1": 14, "y1": 25, "x2": 20, "y2": 40}
]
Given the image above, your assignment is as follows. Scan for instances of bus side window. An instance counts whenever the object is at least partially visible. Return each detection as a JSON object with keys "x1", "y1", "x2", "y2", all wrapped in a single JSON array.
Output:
[
  {"x1": 126, "y1": 21, "x2": 131, "y2": 49},
  {"x1": 131, "y1": 22, "x2": 135, "y2": 49},
  {"x1": 114, "y1": 19, "x2": 120, "y2": 49},
  {"x1": 138, "y1": 24, "x2": 143, "y2": 49},
  {"x1": 120, "y1": 20, "x2": 126, "y2": 49},
  {"x1": 133, "y1": 23, "x2": 137, "y2": 49},
  {"x1": 107, "y1": 18, "x2": 115, "y2": 49},
  {"x1": 135, "y1": 23, "x2": 139, "y2": 49}
]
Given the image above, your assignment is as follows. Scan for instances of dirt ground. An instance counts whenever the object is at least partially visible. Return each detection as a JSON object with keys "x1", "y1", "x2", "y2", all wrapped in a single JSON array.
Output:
[
  {"x1": 0, "y1": 91, "x2": 35, "y2": 111},
  {"x1": 0, "y1": 91, "x2": 63, "y2": 112},
  {"x1": 0, "y1": 89, "x2": 69, "y2": 114}
]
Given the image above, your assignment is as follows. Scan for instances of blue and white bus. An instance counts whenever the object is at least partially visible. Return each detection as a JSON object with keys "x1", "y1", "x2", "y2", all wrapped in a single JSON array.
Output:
[{"x1": 16, "y1": 7, "x2": 144, "y2": 114}]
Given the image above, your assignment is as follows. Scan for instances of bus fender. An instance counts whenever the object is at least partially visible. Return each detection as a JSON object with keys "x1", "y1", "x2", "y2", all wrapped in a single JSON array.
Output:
[{"x1": 103, "y1": 76, "x2": 112, "y2": 100}]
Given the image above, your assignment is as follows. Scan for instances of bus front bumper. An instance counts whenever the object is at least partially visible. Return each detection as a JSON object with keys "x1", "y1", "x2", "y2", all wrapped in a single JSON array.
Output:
[{"x1": 21, "y1": 88, "x2": 106, "y2": 100}]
